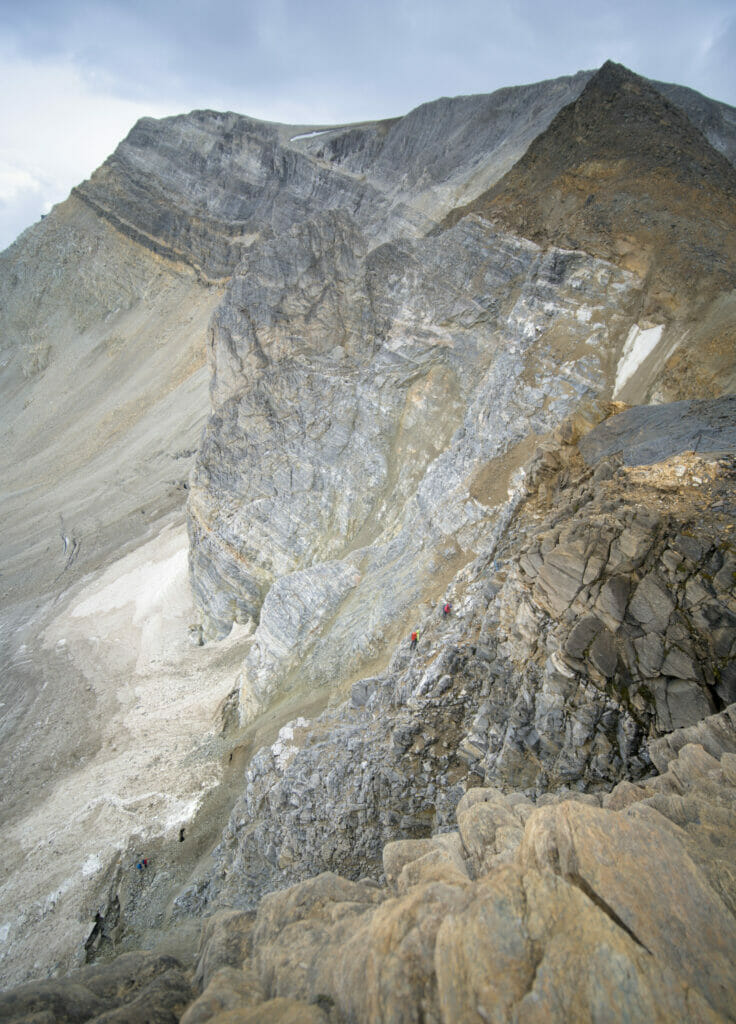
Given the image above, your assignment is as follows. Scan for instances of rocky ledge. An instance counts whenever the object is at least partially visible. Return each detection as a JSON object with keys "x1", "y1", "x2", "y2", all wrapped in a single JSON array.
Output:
[{"x1": 2, "y1": 706, "x2": 734, "y2": 1023}]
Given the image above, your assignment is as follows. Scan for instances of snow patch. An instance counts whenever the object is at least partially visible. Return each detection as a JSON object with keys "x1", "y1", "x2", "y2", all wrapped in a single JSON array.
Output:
[
  {"x1": 71, "y1": 546, "x2": 188, "y2": 622},
  {"x1": 290, "y1": 129, "x2": 332, "y2": 141},
  {"x1": 0, "y1": 923, "x2": 10, "y2": 942},
  {"x1": 614, "y1": 324, "x2": 664, "y2": 398},
  {"x1": 82, "y1": 854, "x2": 102, "y2": 877}
]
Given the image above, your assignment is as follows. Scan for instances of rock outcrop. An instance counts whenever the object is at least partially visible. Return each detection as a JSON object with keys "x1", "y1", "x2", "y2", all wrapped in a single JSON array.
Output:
[
  {"x1": 174, "y1": 401, "x2": 736, "y2": 922},
  {"x1": 3, "y1": 707, "x2": 735, "y2": 1022},
  {"x1": 447, "y1": 61, "x2": 736, "y2": 403}
]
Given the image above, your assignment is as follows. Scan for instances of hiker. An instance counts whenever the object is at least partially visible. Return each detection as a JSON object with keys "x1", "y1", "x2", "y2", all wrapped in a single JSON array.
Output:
[
  {"x1": 410, "y1": 630, "x2": 419, "y2": 650},
  {"x1": 443, "y1": 602, "x2": 451, "y2": 616}
]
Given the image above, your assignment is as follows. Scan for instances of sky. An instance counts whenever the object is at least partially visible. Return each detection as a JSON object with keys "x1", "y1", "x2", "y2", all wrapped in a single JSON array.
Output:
[{"x1": 1, "y1": 0, "x2": 735, "y2": 251}]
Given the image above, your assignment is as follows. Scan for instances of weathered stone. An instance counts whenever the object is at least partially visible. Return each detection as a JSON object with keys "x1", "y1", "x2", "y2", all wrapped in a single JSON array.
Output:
[
  {"x1": 715, "y1": 661, "x2": 736, "y2": 704},
  {"x1": 519, "y1": 550, "x2": 543, "y2": 577},
  {"x1": 594, "y1": 575, "x2": 630, "y2": 631},
  {"x1": 633, "y1": 632, "x2": 665, "y2": 676},
  {"x1": 588, "y1": 626, "x2": 618, "y2": 678},
  {"x1": 0, "y1": 954, "x2": 191, "y2": 1024},
  {"x1": 564, "y1": 615, "x2": 602, "y2": 659},
  {"x1": 714, "y1": 552, "x2": 736, "y2": 594},
  {"x1": 673, "y1": 532, "x2": 707, "y2": 563},
  {"x1": 181, "y1": 967, "x2": 263, "y2": 1024},
  {"x1": 629, "y1": 574, "x2": 675, "y2": 632},
  {"x1": 535, "y1": 547, "x2": 587, "y2": 615},
  {"x1": 206, "y1": 997, "x2": 329, "y2": 1023},
  {"x1": 661, "y1": 646, "x2": 699, "y2": 680},
  {"x1": 653, "y1": 678, "x2": 714, "y2": 732},
  {"x1": 87, "y1": 969, "x2": 193, "y2": 1023},
  {"x1": 520, "y1": 800, "x2": 736, "y2": 1020},
  {"x1": 648, "y1": 704, "x2": 736, "y2": 771},
  {"x1": 193, "y1": 910, "x2": 255, "y2": 991}
]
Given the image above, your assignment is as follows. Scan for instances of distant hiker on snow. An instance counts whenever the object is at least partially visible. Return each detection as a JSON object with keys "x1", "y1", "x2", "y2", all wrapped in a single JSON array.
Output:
[
  {"x1": 410, "y1": 631, "x2": 419, "y2": 650},
  {"x1": 443, "y1": 602, "x2": 451, "y2": 616}
]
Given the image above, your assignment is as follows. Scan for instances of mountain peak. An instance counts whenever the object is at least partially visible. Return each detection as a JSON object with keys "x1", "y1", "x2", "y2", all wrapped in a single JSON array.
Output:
[{"x1": 444, "y1": 59, "x2": 736, "y2": 316}]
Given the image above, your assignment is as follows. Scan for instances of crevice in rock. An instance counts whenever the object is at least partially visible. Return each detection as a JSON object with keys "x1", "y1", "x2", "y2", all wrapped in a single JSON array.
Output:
[{"x1": 567, "y1": 872, "x2": 652, "y2": 954}]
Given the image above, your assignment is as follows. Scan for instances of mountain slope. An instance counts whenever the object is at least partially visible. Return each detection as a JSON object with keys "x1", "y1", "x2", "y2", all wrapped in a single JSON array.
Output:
[{"x1": 0, "y1": 62, "x2": 735, "y2": 998}]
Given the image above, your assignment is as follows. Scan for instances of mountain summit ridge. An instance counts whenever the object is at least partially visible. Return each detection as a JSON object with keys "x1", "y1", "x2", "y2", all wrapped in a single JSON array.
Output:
[{"x1": 0, "y1": 62, "x2": 735, "y2": 1014}]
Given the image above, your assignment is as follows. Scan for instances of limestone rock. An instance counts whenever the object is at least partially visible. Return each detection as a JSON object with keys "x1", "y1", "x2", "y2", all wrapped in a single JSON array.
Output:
[
  {"x1": 193, "y1": 911, "x2": 255, "y2": 992},
  {"x1": 175, "y1": 718, "x2": 736, "y2": 1023}
]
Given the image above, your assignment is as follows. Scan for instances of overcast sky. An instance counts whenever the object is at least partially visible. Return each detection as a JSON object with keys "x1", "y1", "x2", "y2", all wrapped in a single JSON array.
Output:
[{"x1": 1, "y1": 0, "x2": 735, "y2": 250}]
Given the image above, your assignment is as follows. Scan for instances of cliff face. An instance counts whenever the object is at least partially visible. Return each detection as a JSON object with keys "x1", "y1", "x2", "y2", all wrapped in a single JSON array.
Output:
[{"x1": 1, "y1": 61, "x2": 736, "y2": 1010}]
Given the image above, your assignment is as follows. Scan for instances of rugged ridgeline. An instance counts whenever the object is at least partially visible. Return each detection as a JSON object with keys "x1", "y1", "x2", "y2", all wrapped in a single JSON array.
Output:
[{"x1": 0, "y1": 59, "x2": 736, "y2": 1016}]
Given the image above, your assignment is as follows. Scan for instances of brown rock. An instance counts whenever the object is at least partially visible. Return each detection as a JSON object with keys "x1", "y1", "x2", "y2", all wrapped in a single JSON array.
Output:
[
  {"x1": 181, "y1": 967, "x2": 263, "y2": 1024},
  {"x1": 520, "y1": 800, "x2": 736, "y2": 1019},
  {"x1": 204, "y1": 997, "x2": 328, "y2": 1023},
  {"x1": 194, "y1": 911, "x2": 255, "y2": 992},
  {"x1": 435, "y1": 865, "x2": 710, "y2": 1024}
]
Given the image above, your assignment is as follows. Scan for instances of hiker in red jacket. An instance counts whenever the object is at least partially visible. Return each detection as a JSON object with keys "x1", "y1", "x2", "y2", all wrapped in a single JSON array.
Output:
[
  {"x1": 443, "y1": 602, "x2": 451, "y2": 617},
  {"x1": 410, "y1": 631, "x2": 418, "y2": 650}
]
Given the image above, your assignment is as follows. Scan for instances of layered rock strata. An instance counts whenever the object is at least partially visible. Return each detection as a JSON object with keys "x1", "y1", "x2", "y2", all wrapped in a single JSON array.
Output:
[
  {"x1": 188, "y1": 213, "x2": 639, "y2": 659},
  {"x1": 2, "y1": 59, "x2": 736, "y2": 998}
]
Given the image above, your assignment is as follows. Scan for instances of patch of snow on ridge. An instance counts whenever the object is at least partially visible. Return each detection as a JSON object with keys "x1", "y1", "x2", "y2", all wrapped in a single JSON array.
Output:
[
  {"x1": 290, "y1": 129, "x2": 332, "y2": 141},
  {"x1": 614, "y1": 324, "x2": 664, "y2": 398}
]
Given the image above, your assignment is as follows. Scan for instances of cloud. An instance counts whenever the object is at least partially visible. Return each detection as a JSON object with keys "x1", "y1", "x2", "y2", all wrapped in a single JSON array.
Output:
[
  {"x1": 1, "y1": 0, "x2": 735, "y2": 248},
  {"x1": 0, "y1": 51, "x2": 173, "y2": 249}
]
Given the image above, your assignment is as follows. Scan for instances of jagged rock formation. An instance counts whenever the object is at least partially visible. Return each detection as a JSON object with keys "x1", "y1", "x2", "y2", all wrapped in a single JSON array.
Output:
[
  {"x1": 2, "y1": 706, "x2": 735, "y2": 1022},
  {"x1": 188, "y1": 217, "x2": 639, "y2": 654},
  {"x1": 72, "y1": 72, "x2": 594, "y2": 282},
  {"x1": 1, "y1": 58, "x2": 735, "y2": 1007}
]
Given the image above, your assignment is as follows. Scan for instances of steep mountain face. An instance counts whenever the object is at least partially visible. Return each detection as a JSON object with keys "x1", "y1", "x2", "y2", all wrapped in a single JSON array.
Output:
[
  {"x1": 71, "y1": 71, "x2": 593, "y2": 283},
  {"x1": 0, "y1": 61, "x2": 735, "y2": 1011}
]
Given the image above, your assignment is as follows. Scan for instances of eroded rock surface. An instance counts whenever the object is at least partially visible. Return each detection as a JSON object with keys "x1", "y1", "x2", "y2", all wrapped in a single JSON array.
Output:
[
  {"x1": 174, "y1": 403, "x2": 736, "y2": 928},
  {"x1": 2, "y1": 58, "x2": 736, "y2": 1007},
  {"x1": 5, "y1": 713, "x2": 733, "y2": 1023}
]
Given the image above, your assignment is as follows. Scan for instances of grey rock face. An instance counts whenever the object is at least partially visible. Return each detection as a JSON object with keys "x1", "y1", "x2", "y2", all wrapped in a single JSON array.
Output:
[
  {"x1": 68, "y1": 73, "x2": 736, "y2": 285},
  {"x1": 188, "y1": 211, "x2": 640, "y2": 717},
  {"x1": 177, "y1": 409, "x2": 736, "y2": 926},
  {"x1": 71, "y1": 73, "x2": 599, "y2": 283},
  {"x1": 578, "y1": 393, "x2": 736, "y2": 466}
]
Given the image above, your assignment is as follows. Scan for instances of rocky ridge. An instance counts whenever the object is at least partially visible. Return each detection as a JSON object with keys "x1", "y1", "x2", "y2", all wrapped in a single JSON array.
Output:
[
  {"x1": 1, "y1": 59, "x2": 736, "y2": 1008},
  {"x1": 447, "y1": 61, "x2": 736, "y2": 404}
]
